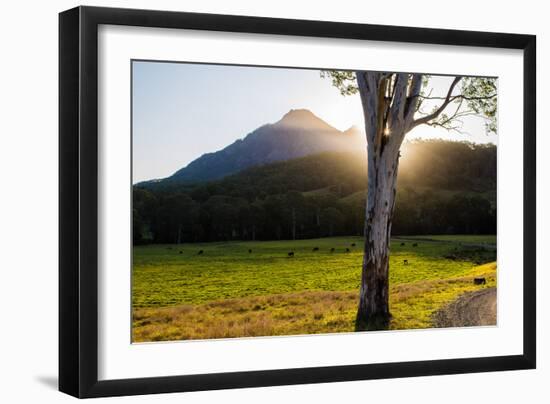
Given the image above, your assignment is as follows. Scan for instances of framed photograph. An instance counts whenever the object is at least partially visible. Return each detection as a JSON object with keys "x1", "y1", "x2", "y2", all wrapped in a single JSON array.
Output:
[{"x1": 59, "y1": 6, "x2": 536, "y2": 398}]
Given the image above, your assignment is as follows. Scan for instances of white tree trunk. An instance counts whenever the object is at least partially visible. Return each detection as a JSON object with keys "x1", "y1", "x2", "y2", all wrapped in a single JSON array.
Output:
[
  {"x1": 356, "y1": 146, "x2": 400, "y2": 329},
  {"x1": 354, "y1": 71, "x2": 421, "y2": 330}
]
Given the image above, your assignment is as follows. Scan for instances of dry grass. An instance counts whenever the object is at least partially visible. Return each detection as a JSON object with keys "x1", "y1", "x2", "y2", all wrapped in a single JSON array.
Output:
[{"x1": 133, "y1": 291, "x2": 357, "y2": 341}]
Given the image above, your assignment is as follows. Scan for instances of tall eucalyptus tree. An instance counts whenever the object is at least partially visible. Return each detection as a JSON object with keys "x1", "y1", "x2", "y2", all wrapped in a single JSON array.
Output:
[{"x1": 322, "y1": 71, "x2": 497, "y2": 330}]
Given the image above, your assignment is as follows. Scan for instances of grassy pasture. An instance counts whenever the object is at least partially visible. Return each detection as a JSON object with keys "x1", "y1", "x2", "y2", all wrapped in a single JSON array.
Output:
[{"x1": 132, "y1": 236, "x2": 496, "y2": 342}]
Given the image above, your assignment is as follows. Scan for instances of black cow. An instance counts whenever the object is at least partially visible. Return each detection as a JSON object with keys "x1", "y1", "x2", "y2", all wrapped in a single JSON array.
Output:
[
  {"x1": 403, "y1": 259, "x2": 408, "y2": 265},
  {"x1": 330, "y1": 248, "x2": 335, "y2": 253},
  {"x1": 312, "y1": 247, "x2": 319, "y2": 251},
  {"x1": 197, "y1": 250, "x2": 204, "y2": 255},
  {"x1": 288, "y1": 252, "x2": 294, "y2": 257},
  {"x1": 400, "y1": 242, "x2": 405, "y2": 246},
  {"x1": 412, "y1": 243, "x2": 418, "y2": 247},
  {"x1": 474, "y1": 277, "x2": 487, "y2": 285},
  {"x1": 248, "y1": 249, "x2": 252, "y2": 253},
  {"x1": 345, "y1": 248, "x2": 350, "y2": 253},
  {"x1": 351, "y1": 243, "x2": 356, "y2": 247}
]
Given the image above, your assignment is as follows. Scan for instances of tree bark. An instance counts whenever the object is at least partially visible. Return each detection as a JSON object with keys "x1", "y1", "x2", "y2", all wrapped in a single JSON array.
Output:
[{"x1": 356, "y1": 148, "x2": 400, "y2": 330}]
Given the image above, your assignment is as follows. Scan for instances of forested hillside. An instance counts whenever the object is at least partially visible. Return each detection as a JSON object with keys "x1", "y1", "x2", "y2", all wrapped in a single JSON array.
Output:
[{"x1": 133, "y1": 139, "x2": 496, "y2": 244}]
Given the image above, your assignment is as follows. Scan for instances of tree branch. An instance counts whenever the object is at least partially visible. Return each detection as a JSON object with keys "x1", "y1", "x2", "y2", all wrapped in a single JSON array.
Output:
[
  {"x1": 410, "y1": 76, "x2": 462, "y2": 129},
  {"x1": 388, "y1": 73, "x2": 409, "y2": 131},
  {"x1": 417, "y1": 93, "x2": 497, "y2": 101},
  {"x1": 404, "y1": 74, "x2": 423, "y2": 128},
  {"x1": 385, "y1": 74, "x2": 424, "y2": 155},
  {"x1": 356, "y1": 71, "x2": 383, "y2": 148},
  {"x1": 429, "y1": 121, "x2": 470, "y2": 135}
]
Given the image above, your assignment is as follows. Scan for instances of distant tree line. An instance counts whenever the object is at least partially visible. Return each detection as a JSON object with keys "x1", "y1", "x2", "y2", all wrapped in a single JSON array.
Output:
[{"x1": 133, "y1": 140, "x2": 496, "y2": 244}]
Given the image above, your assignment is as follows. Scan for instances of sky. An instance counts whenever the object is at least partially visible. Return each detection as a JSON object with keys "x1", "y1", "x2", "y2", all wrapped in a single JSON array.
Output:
[{"x1": 132, "y1": 61, "x2": 497, "y2": 183}]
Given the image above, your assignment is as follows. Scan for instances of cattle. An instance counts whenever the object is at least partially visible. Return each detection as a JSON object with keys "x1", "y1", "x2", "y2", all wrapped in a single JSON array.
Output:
[
  {"x1": 412, "y1": 243, "x2": 418, "y2": 247},
  {"x1": 351, "y1": 243, "x2": 356, "y2": 247},
  {"x1": 345, "y1": 248, "x2": 350, "y2": 253},
  {"x1": 248, "y1": 249, "x2": 252, "y2": 253},
  {"x1": 288, "y1": 252, "x2": 294, "y2": 257},
  {"x1": 403, "y1": 259, "x2": 408, "y2": 265},
  {"x1": 473, "y1": 277, "x2": 487, "y2": 285},
  {"x1": 179, "y1": 251, "x2": 183, "y2": 254},
  {"x1": 312, "y1": 247, "x2": 319, "y2": 251},
  {"x1": 444, "y1": 254, "x2": 457, "y2": 260},
  {"x1": 197, "y1": 250, "x2": 204, "y2": 255},
  {"x1": 400, "y1": 242, "x2": 405, "y2": 246},
  {"x1": 330, "y1": 248, "x2": 335, "y2": 253}
]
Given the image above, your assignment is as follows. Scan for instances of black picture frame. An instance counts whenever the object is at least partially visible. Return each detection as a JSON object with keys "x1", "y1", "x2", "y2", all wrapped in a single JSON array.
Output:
[{"x1": 59, "y1": 5, "x2": 536, "y2": 398}]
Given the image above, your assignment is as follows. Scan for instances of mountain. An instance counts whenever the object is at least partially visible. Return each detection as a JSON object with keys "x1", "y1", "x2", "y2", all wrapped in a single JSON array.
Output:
[{"x1": 144, "y1": 109, "x2": 364, "y2": 186}]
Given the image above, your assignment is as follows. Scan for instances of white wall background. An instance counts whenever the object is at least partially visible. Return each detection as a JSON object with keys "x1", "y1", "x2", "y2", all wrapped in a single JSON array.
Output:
[{"x1": 0, "y1": 1, "x2": 545, "y2": 402}]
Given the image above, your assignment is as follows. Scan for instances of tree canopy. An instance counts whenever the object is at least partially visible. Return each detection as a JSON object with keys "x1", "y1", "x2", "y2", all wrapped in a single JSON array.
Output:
[{"x1": 320, "y1": 71, "x2": 497, "y2": 135}]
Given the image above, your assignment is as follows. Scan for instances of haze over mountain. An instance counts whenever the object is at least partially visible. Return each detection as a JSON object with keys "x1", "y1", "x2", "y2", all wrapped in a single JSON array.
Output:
[{"x1": 142, "y1": 109, "x2": 365, "y2": 186}]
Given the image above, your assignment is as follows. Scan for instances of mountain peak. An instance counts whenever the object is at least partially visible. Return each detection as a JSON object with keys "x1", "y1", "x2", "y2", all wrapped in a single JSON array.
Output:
[
  {"x1": 343, "y1": 125, "x2": 362, "y2": 137},
  {"x1": 277, "y1": 109, "x2": 335, "y2": 131},
  {"x1": 281, "y1": 108, "x2": 316, "y2": 120}
]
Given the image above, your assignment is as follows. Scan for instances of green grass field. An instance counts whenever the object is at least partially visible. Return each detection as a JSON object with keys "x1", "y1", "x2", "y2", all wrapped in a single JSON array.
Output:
[{"x1": 132, "y1": 235, "x2": 496, "y2": 342}]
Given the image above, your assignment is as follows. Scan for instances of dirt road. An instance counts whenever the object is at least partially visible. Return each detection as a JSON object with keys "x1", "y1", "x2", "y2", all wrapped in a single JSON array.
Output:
[{"x1": 433, "y1": 287, "x2": 496, "y2": 328}]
